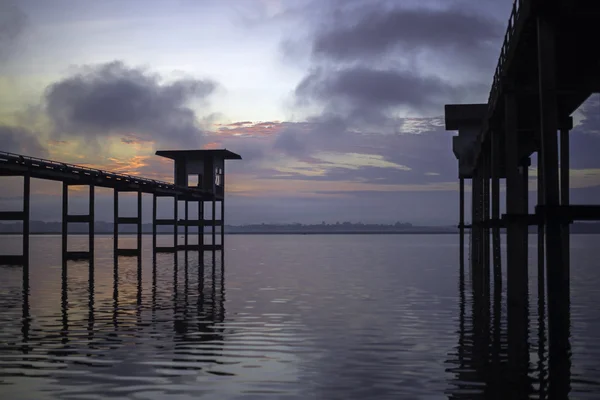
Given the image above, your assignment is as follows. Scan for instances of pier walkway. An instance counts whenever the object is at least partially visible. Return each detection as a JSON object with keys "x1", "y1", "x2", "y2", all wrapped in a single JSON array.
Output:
[{"x1": 0, "y1": 149, "x2": 241, "y2": 265}]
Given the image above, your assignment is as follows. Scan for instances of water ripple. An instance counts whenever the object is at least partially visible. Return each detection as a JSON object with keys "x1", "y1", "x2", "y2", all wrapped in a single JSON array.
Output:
[{"x1": 0, "y1": 234, "x2": 598, "y2": 399}]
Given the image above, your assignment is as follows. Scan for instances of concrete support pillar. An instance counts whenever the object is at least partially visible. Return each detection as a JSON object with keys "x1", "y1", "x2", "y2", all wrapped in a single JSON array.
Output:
[
  {"x1": 520, "y1": 157, "x2": 530, "y2": 266},
  {"x1": 538, "y1": 15, "x2": 570, "y2": 396},
  {"x1": 221, "y1": 200, "x2": 225, "y2": 250},
  {"x1": 62, "y1": 183, "x2": 68, "y2": 258},
  {"x1": 491, "y1": 130, "x2": 502, "y2": 289},
  {"x1": 152, "y1": 194, "x2": 157, "y2": 253},
  {"x1": 23, "y1": 173, "x2": 30, "y2": 279},
  {"x1": 184, "y1": 199, "x2": 189, "y2": 251},
  {"x1": 459, "y1": 177, "x2": 465, "y2": 272},
  {"x1": 491, "y1": 137, "x2": 503, "y2": 390},
  {"x1": 221, "y1": 164, "x2": 226, "y2": 252},
  {"x1": 482, "y1": 146, "x2": 491, "y2": 291},
  {"x1": 212, "y1": 196, "x2": 216, "y2": 250},
  {"x1": 174, "y1": 195, "x2": 179, "y2": 251},
  {"x1": 471, "y1": 167, "x2": 483, "y2": 292},
  {"x1": 89, "y1": 185, "x2": 95, "y2": 266},
  {"x1": 537, "y1": 134, "x2": 546, "y2": 308},
  {"x1": 470, "y1": 172, "x2": 478, "y2": 273},
  {"x1": 113, "y1": 189, "x2": 118, "y2": 261},
  {"x1": 560, "y1": 127, "x2": 570, "y2": 287},
  {"x1": 504, "y1": 89, "x2": 529, "y2": 394},
  {"x1": 199, "y1": 200, "x2": 204, "y2": 252},
  {"x1": 137, "y1": 190, "x2": 142, "y2": 255}
]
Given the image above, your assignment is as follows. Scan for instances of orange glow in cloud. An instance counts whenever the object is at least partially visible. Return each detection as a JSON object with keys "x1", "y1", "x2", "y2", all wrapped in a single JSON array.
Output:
[
  {"x1": 203, "y1": 142, "x2": 221, "y2": 149},
  {"x1": 216, "y1": 121, "x2": 288, "y2": 137}
]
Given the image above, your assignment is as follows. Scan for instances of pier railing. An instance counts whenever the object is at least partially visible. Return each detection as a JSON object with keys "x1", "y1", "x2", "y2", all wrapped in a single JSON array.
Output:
[
  {"x1": 476, "y1": 0, "x2": 526, "y2": 163},
  {"x1": 0, "y1": 150, "x2": 194, "y2": 193}
]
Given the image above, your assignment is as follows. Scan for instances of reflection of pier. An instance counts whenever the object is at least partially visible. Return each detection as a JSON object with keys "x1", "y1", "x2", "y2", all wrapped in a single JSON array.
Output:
[
  {"x1": 0, "y1": 149, "x2": 240, "y2": 269},
  {"x1": 21, "y1": 252, "x2": 226, "y2": 360},
  {"x1": 445, "y1": 0, "x2": 600, "y2": 396}
]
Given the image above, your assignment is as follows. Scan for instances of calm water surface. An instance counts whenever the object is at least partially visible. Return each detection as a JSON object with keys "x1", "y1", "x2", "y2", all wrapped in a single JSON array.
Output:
[{"x1": 0, "y1": 234, "x2": 599, "y2": 399}]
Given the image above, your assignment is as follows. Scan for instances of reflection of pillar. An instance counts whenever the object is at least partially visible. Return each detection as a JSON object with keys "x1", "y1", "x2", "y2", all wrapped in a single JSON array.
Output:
[
  {"x1": 151, "y1": 258, "x2": 157, "y2": 324},
  {"x1": 21, "y1": 252, "x2": 30, "y2": 354},
  {"x1": 87, "y1": 261, "x2": 95, "y2": 350},
  {"x1": 113, "y1": 254, "x2": 119, "y2": 331},
  {"x1": 537, "y1": 261, "x2": 547, "y2": 399},
  {"x1": 537, "y1": 16, "x2": 570, "y2": 397},
  {"x1": 61, "y1": 263, "x2": 69, "y2": 345}
]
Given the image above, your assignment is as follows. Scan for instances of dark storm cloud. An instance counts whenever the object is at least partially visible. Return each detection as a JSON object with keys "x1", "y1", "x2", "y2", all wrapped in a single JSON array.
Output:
[
  {"x1": 45, "y1": 61, "x2": 216, "y2": 148},
  {"x1": 312, "y1": 6, "x2": 503, "y2": 63},
  {"x1": 295, "y1": 67, "x2": 482, "y2": 119},
  {"x1": 0, "y1": 125, "x2": 46, "y2": 156},
  {"x1": 273, "y1": 124, "x2": 311, "y2": 157},
  {"x1": 282, "y1": 1, "x2": 496, "y2": 159},
  {"x1": 0, "y1": 0, "x2": 27, "y2": 60},
  {"x1": 272, "y1": 115, "x2": 350, "y2": 157}
]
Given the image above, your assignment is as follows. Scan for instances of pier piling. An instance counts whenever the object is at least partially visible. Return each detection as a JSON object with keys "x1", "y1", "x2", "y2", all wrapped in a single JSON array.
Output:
[{"x1": 444, "y1": 0, "x2": 600, "y2": 395}]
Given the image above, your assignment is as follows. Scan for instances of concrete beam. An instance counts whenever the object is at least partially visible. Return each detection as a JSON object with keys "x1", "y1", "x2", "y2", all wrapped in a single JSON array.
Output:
[{"x1": 445, "y1": 104, "x2": 488, "y2": 130}]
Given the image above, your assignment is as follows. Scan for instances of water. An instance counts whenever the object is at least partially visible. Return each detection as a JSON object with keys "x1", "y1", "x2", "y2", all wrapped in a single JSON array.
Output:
[{"x1": 0, "y1": 234, "x2": 599, "y2": 399}]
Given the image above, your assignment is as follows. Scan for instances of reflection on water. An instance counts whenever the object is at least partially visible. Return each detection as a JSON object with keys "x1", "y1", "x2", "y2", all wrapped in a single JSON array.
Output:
[
  {"x1": 0, "y1": 234, "x2": 599, "y2": 399},
  {"x1": 445, "y1": 234, "x2": 591, "y2": 400}
]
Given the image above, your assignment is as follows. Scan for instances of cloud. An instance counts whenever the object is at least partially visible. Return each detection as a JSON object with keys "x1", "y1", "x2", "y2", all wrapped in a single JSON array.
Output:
[
  {"x1": 569, "y1": 95, "x2": 600, "y2": 169},
  {"x1": 576, "y1": 94, "x2": 600, "y2": 135},
  {"x1": 0, "y1": 125, "x2": 46, "y2": 157},
  {"x1": 44, "y1": 61, "x2": 217, "y2": 149},
  {"x1": 0, "y1": 0, "x2": 27, "y2": 61},
  {"x1": 276, "y1": 1, "x2": 495, "y2": 165},
  {"x1": 295, "y1": 67, "x2": 482, "y2": 120},
  {"x1": 217, "y1": 120, "x2": 286, "y2": 137},
  {"x1": 312, "y1": 6, "x2": 502, "y2": 64}
]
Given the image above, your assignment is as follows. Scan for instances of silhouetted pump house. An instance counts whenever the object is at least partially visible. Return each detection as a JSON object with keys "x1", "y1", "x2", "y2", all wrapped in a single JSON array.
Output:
[{"x1": 155, "y1": 149, "x2": 242, "y2": 197}]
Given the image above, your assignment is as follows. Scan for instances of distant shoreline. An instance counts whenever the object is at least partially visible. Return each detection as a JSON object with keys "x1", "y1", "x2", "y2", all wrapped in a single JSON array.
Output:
[
  {"x1": 1, "y1": 231, "x2": 599, "y2": 236},
  {"x1": 0, "y1": 231, "x2": 458, "y2": 235}
]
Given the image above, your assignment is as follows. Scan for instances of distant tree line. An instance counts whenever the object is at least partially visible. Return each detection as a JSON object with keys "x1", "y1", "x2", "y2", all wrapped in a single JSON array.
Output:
[
  {"x1": 1, "y1": 220, "x2": 600, "y2": 234},
  {"x1": 0, "y1": 220, "x2": 418, "y2": 234}
]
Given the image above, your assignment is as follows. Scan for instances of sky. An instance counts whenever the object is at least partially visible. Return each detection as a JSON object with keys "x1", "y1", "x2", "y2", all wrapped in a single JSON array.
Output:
[{"x1": 1, "y1": 0, "x2": 600, "y2": 225}]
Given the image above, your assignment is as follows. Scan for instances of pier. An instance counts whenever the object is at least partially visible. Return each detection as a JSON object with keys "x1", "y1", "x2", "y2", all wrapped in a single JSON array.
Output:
[
  {"x1": 0, "y1": 148, "x2": 241, "y2": 267},
  {"x1": 446, "y1": 0, "x2": 600, "y2": 396}
]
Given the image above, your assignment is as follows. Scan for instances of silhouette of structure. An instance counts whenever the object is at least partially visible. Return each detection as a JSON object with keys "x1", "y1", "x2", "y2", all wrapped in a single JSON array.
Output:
[
  {"x1": 0, "y1": 149, "x2": 241, "y2": 268},
  {"x1": 446, "y1": 1, "x2": 600, "y2": 396}
]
